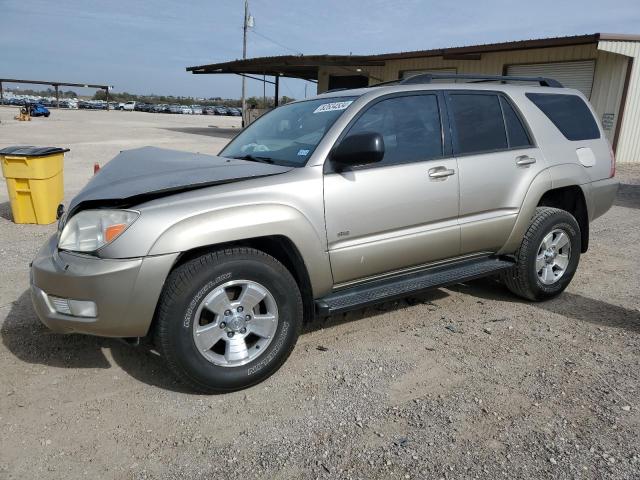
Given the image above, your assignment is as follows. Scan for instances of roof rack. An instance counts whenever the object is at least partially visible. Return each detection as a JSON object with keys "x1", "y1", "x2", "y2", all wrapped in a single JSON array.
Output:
[{"x1": 399, "y1": 73, "x2": 563, "y2": 88}]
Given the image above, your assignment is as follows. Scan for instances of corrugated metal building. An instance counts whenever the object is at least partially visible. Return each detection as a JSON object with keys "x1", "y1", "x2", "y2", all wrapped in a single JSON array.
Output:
[{"x1": 188, "y1": 33, "x2": 640, "y2": 163}]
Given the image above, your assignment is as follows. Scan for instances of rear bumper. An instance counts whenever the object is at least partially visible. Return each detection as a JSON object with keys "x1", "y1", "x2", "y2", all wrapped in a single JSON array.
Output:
[
  {"x1": 30, "y1": 235, "x2": 178, "y2": 337},
  {"x1": 584, "y1": 177, "x2": 619, "y2": 222}
]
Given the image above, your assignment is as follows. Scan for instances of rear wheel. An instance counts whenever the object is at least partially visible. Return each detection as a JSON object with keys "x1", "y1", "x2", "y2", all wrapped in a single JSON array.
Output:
[
  {"x1": 501, "y1": 207, "x2": 581, "y2": 301},
  {"x1": 155, "y1": 248, "x2": 303, "y2": 393}
]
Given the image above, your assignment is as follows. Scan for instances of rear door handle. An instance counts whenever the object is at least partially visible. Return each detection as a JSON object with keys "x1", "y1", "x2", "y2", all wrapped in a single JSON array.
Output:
[
  {"x1": 428, "y1": 167, "x2": 455, "y2": 179},
  {"x1": 515, "y1": 155, "x2": 536, "y2": 166}
]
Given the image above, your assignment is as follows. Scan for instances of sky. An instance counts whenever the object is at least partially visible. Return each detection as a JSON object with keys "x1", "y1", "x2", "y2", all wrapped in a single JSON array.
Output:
[{"x1": 1, "y1": 0, "x2": 639, "y2": 100}]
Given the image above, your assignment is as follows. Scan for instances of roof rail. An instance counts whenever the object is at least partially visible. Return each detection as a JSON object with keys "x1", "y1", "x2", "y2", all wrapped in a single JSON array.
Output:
[{"x1": 399, "y1": 73, "x2": 563, "y2": 88}]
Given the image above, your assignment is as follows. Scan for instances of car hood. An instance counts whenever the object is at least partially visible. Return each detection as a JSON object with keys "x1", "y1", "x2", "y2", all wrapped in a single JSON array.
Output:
[{"x1": 67, "y1": 146, "x2": 293, "y2": 215}]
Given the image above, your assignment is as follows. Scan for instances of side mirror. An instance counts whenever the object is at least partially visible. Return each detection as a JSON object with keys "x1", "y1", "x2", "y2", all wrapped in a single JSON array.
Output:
[{"x1": 331, "y1": 132, "x2": 384, "y2": 168}]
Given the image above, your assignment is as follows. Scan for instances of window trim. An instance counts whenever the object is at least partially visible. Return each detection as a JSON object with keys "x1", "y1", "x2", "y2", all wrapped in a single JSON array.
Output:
[
  {"x1": 323, "y1": 90, "x2": 451, "y2": 174},
  {"x1": 444, "y1": 90, "x2": 537, "y2": 158}
]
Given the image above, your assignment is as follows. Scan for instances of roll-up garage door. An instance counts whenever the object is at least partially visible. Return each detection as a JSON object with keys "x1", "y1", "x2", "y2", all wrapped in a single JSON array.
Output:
[{"x1": 506, "y1": 60, "x2": 596, "y2": 98}]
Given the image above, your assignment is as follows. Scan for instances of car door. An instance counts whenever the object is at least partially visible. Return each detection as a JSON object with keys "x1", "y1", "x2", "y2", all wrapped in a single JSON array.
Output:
[
  {"x1": 444, "y1": 91, "x2": 545, "y2": 254},
  {"x1": 324, "y1": 92, "x2": 460, "y2": 285}
]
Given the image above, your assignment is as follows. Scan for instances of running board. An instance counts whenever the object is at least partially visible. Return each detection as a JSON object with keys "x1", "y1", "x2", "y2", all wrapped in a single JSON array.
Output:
[{"x1": 315, "y1": 257, "x2": 514, "y2": 316}]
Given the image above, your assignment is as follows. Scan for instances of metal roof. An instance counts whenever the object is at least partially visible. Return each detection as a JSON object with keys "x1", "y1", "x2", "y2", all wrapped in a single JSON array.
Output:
[
  {"x1": 0, "y1": 78, "x2": 110, "y2": 89},
  {"x1": 187, "y1": 54, "x2": 385, "y2": 80},
  {"x1": 186, "y1": 32, "x2": 640, "y2": 80}
]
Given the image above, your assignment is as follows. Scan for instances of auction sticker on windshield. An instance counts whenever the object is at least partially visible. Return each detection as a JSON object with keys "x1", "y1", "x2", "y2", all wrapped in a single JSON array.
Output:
[{"x1": 313, "y1": 101, "x2": 353, "y2": 114}]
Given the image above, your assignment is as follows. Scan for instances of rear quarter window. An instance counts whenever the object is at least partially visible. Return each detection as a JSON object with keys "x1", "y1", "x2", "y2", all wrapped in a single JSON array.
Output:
[{"x1": 526, "y1": 93, "x2": 600, "y2": 141}]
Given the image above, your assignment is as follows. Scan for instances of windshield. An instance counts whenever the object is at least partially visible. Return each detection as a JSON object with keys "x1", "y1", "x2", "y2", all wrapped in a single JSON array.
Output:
[{"x1": 221, "y1": 97, "x2": 356, "y2": 167}]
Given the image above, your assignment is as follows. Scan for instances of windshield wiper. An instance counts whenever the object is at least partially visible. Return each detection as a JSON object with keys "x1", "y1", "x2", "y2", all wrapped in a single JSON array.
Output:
[{"x1": 230, "y1": 154, "x2": 275, "y2": 164}]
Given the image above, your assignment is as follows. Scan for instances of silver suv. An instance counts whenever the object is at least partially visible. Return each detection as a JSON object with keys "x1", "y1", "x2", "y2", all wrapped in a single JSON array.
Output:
[{"x1": 31, "y1": 74, "x2": 619, "y2": 393}]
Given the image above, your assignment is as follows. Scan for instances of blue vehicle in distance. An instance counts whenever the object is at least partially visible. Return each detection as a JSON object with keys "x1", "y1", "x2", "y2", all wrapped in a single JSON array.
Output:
[{"x1": 27, "y1": 103, "x2": 51, "y2": 118}]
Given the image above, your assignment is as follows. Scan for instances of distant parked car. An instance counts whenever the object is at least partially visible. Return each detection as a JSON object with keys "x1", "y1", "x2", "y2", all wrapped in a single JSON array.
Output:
[
  {"x1": 202, "y1": 106, "x2": 216, "y2": 115},
  {"x1": 180, "y1": 105, "x2": 193, "y2": 115},
  {"x1": 117, "y1": 101, "x2": 136, "y2": 111},
  {"x1": 190, "y1": 105, "x2": 203, "y2": 115},
  {"x1": 27, "y1": 103, "x2": 50, "y2": 117},
  {"x1": 228, "y1": 107, "x2": 242, "y2": 116},
  {"x1": 214, "y1": 106, "x2": 229, "y2": 115},
  {"x1": 169, "y1": 104, "x2": 182, "y2": 114}
]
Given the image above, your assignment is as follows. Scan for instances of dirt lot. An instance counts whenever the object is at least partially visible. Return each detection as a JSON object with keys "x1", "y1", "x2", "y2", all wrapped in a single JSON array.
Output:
[{"x1": 0, "y1": 108, "x2": 639, "y2": 480}]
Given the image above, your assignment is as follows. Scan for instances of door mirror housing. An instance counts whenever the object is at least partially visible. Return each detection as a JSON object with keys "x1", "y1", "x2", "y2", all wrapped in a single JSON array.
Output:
[{"x1": 331, "y1": 132, "x2": 384, "y2": 168}]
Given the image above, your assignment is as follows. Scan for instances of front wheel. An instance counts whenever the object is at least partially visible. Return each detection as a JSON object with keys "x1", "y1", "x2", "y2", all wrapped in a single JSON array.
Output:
[
  {"x1": 501, "y1": 207, "x2": 581, "y2": 301},
  {"x1": 155, "y1": 248, "x2": 303, "y2": 393}
]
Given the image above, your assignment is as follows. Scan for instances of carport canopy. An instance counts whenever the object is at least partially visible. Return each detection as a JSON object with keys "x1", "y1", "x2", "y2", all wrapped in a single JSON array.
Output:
[
  {"x1": 0, "y1": 78, "x2": 112, "y2": 108},
  {"x1": 186, "y1": 54, "x2": 385, "y2": 81},
  {"x1": 186, "y1": 54, "x2": 385, "y2": 106}
]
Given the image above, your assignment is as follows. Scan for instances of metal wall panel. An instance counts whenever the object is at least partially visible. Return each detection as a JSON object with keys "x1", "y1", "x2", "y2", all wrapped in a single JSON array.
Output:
[
  {"x1": 599, "y1": 41, "x2": 640, "y2": 163},
  {"x1": 591, "y1": 50, "x2": 629, "y2": 144},
  {"x1": 380, "y1": 44, "x2": 598, "y2": 81}
]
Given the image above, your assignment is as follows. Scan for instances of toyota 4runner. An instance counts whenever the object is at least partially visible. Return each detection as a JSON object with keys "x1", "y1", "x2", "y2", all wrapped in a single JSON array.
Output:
[{"x1": 30, "y1": 74, "x2": 619, "y2": 392}]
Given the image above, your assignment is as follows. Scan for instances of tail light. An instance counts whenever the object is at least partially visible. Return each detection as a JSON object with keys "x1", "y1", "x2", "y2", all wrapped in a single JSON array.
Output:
[{"x1": 609, "y1": 145, "x2": 616, "y2": 178}]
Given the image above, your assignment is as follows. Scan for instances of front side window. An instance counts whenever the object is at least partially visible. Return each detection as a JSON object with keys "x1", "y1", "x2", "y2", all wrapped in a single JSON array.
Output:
[
  {"x1": 221, "y1": 97, "x2": 356, "y2": 167},
  {"x1": 345, "y1": 95, "x2": 443, "y2": 166},
  {"x1": 448, "y1": 93, "x2": 507, "y2": 155}
]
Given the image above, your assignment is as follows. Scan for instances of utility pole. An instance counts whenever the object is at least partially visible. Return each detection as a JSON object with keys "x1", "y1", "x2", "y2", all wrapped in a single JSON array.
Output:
[{"x1": 241, "y1": 0, "x2": 248, "y2": 126}]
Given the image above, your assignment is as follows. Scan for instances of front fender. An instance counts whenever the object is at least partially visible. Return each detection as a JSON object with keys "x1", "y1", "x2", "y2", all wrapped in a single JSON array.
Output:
[{"x1": 148, "y1": 203, "x2": 334, "y2": 297}]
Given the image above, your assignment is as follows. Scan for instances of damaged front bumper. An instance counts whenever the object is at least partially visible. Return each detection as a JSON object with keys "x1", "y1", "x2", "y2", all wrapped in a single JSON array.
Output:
[{"x1": 30, "y1": 234, "x2": 178, "y2": 337}]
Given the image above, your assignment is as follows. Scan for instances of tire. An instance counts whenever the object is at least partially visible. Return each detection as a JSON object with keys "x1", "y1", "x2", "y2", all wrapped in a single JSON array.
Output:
[
  {"x1": 44, "y1": 113, "x2": 50, "y2": 118},
  {"x1": 501, "y1": 207, "x2": 581, "y2": 301},
  {"x1": 155, "y1": 248, "x2": 303, "y2": 393}
]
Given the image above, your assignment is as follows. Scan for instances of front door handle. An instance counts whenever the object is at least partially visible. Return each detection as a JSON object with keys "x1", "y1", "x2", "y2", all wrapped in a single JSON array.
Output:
[
  {"x1": 428, "y1": 167, "x2": 455, "y2": 179},
  {"x1": 516, "y1": 155, "x2": 536, "y2": 166}
]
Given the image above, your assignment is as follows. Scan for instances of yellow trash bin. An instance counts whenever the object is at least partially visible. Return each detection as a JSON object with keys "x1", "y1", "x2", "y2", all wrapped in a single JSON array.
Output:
[{"x1": 0, "y1": 146, "x2": 68, "y2": 225}]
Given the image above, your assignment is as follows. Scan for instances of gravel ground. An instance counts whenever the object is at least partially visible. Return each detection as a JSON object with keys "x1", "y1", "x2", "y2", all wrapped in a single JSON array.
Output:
[{"x1": 0, "y1": 108, "x2": 639, "y2": 479}]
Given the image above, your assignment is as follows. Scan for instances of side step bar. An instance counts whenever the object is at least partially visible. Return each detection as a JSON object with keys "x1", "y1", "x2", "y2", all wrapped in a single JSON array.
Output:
[{"x1": 315, "y1": 257, "x2": 514, "y2": 316}]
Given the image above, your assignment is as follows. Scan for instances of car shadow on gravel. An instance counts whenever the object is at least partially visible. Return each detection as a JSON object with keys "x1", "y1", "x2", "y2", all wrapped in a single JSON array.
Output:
[
  {"x1": 615, "y1": 183, "x2": 640, "y2": 210},
  {"x1": 459, "y1": 280, "x2": 640, "y2": 333},
  {"x1": 1, "y1": 290, "x2": 193, "y2": 393}
]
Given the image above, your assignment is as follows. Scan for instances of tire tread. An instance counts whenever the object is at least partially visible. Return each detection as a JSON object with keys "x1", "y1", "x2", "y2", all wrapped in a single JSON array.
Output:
[{"x1": 502, "y1": 207, "x2": 578, "y2": 301}]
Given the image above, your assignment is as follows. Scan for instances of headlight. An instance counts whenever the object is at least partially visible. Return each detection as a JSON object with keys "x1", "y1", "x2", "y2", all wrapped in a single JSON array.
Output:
[{"x1": 58, "y1": 209, "x2": 139, "y2": 252}]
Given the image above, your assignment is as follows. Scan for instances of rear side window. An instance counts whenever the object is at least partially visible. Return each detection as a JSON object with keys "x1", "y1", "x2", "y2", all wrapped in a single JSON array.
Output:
[
  {"x1": 526, "y1": 93, "x2": 600, "y2": 141},
  {"x1": 448, "y1": 93, "x2": 507, "y2": 155},
  {"x1": 500, "y1": 96, "x2": 532, "y2": 148}
]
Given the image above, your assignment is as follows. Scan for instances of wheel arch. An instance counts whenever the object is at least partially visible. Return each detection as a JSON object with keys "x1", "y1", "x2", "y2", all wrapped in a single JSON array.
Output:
[
  {"x1": 537, "y1": 185, "x2": 589, "y2": 253},
  {"x1": 170, "y1": 235, "x2": 316, "y2": 324}
]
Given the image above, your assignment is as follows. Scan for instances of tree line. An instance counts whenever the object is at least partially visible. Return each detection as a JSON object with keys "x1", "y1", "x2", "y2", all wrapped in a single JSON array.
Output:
[
  {"x1": 6, "y1": 88, "x2": 78, "y2": 98},
  {"x1": 93, "y1": 91, "x2": 294, "y2": 107}
]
